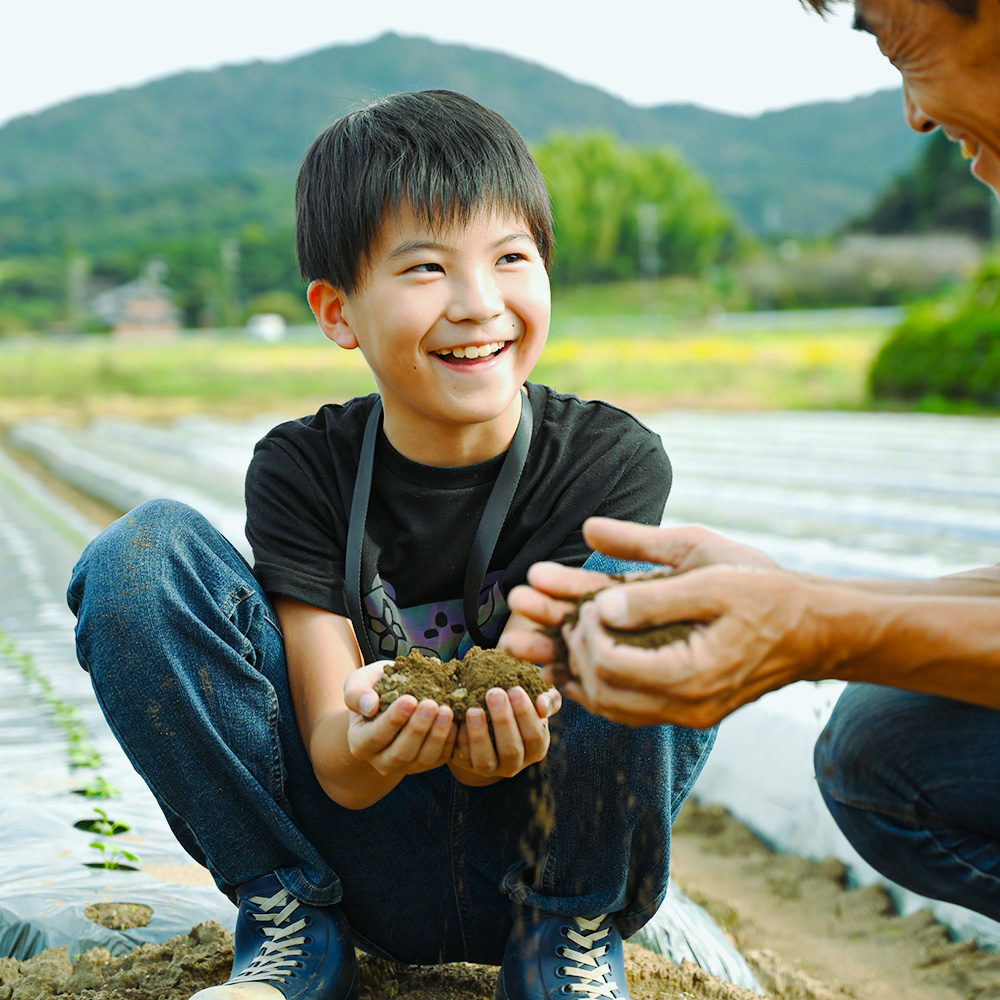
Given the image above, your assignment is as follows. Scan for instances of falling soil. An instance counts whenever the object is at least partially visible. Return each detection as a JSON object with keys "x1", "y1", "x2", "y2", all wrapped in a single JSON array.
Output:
[
  {"x1": 544, "y1": 574, "x2": 699, "y2": 685},
  {"x1": 373, "y1": 646, "x2": 549, "y2": 722}
]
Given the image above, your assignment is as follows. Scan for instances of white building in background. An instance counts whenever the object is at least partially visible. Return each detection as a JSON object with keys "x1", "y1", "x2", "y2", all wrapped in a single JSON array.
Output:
[{"x1": 92, "y1": 260, "x2": 181, "y2": 338}]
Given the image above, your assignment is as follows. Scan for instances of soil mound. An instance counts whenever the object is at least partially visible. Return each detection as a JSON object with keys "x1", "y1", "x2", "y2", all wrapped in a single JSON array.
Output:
[{"x1": 374, "y1": 646, "x2": 549, "y2": 722}]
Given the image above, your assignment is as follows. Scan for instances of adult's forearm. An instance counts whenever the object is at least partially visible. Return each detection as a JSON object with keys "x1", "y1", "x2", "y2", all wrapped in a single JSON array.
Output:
[
  {"x1": 818, "y1": 586, "x2": 1000, "y2": 709},
  {"x1": 809, "y1": 562, "x2": 1000, "y2": 599}
]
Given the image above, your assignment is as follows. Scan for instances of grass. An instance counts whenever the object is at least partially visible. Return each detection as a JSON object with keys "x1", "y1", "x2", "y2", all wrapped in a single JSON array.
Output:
[
  {"x1": 537, "y1": 323, "x2": 885, "y2": 411},
  {"x1": 0, "y1": 315, "x2": 890, "y2": 424}
]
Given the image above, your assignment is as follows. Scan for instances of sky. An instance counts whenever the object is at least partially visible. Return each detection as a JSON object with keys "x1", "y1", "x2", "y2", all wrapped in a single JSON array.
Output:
[{"x1": 0, "y1": 0, "x2": 903, "y2": 129}]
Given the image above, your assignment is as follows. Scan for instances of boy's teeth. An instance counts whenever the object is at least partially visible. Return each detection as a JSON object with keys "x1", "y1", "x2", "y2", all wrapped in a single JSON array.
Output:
[{"x1": 441, "y1": 342, "x2": 502, "y2": 359}]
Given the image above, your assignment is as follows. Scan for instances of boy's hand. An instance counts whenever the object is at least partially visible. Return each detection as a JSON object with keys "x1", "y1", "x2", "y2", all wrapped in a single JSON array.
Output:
[
  {"x1": 345, "y1": 662, "x2": 457, "y2": 778},
  {"x1": 449, "y1": 686, "x2": 561, "y2": 785}
]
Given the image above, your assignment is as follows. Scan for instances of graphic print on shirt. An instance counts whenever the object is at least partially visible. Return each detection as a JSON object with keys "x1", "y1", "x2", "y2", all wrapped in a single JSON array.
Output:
[{"x1": 361, "y1": 571, "x2": 507, "y2": 660}]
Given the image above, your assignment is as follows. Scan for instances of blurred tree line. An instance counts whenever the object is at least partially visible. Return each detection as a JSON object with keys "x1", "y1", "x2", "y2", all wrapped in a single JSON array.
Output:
[
  {"x1": 849, "y1": 131, "x2": 994, "y2": 239},
  {"x1": 2, "y1": 126, "x2": 991, "y2": 344},
  {"x1": 0, "y1": 133, "x2": 737, "y2": 334}
]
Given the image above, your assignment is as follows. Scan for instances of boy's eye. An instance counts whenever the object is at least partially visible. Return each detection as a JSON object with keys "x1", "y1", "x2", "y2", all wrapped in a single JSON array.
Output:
[
  {"x1": 498, "y1": 252, "x2": 526, "y2": 265},
  {"x1": 409, "y1": 262, "x2": 444, "y2": 273}
]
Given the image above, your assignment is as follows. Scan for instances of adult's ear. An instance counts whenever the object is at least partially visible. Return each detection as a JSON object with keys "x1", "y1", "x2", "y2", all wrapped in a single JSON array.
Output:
[{"x1": 307, "y1": 280, "x2": 358, "y2": 350}]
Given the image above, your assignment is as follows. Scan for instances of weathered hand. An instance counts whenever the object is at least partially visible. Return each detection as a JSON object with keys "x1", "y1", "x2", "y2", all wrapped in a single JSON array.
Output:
[
  {"x1": 345, "y1": 661, "x2": 457, "y2": 777},
  {"x1": 501, "y1": 564, "x2": 616, "y2": 665},
  {"x1": 560, "y1": 563, "x2": 825, "y2": 729},
  {"x1": 582, "y1": 518, "x2": 779, "y2": 575},
  {"x1": 501, "y1": 519, "x2": 780, "y2": 679},
  {"x1": 449, "y1": 686, "x2": 561, "y2": 783}
]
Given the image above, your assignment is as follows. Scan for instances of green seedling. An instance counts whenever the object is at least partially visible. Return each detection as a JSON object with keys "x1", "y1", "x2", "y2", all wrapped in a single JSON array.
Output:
[
  {"x1": 1, "y1": 630, "x2": 106, "y2": 770},
  {"x1": 69, "y1": 744, "x2": 104, "y2": 769},
  {"x1": 76, "y1": 807, "x2": 131, "y2": 836},
  {"x1": 88, "y1": 841, "x2": 141, "y2": 871},
  {"x1": 76, "y1": 775, "x2": 120, "y2": 799},
  {"x1": 1, "y1": 630, "x2": 137, "y2": 863}
]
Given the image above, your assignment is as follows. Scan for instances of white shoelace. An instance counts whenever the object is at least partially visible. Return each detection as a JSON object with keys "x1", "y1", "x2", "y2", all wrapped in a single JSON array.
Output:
[
  {"x1": 559, "y1": 915, "x2": 622, "y2": 999},
  {"x1": 230, "y1": 886, "x2": 309, "y2": 984}
]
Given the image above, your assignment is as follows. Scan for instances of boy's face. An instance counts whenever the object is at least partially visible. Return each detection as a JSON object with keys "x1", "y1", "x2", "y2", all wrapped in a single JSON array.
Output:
[{"x1": 309, "y1": 204, "x2": 550, "y2": 466}]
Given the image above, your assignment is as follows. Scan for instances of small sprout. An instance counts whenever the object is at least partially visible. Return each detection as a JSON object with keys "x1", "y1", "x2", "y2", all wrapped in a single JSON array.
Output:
[
  {"x1": 78, "y1": 775, "x2": 120, "y2": 799},
  {"x1": 76, "y1": 807, "x2": 131, "y2": 836},
  {"x1": 88, "y1": 841, "x2": 141, "y2": 870}
]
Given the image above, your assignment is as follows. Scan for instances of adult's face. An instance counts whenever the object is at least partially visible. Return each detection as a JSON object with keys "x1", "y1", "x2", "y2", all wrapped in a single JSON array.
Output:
[{"x1": 852, "y1": 0, "x2": 1000, "y2": 194}]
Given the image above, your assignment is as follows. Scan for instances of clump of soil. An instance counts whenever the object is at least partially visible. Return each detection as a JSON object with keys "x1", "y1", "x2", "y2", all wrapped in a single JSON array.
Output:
[
  {"x1": 84, "y1": 903, "x2": 153, "y2": 931},
  {"x1": 374, "y1": 646, "x2": 550, "y2": 722},
  {"x1": 545, "y1": 574, "x2": 700, "y2": 685},
  {"x1": 0, "y1": 922, "x2": 233, "y2": 1000}
]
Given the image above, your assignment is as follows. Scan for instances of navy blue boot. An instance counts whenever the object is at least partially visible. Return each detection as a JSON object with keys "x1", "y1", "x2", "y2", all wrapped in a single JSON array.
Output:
[
  {"x1": 495, "y1": 909, "x2": 629, "y2": 999},
  {"x1": 191, "y1": 874, "x2": 360, "y2": 1000}
]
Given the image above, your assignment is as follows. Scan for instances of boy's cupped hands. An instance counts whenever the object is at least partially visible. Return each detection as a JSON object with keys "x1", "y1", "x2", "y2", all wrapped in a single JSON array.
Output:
[{"x1": 345, "y1": 662, "x2": 560, "y2": 787}]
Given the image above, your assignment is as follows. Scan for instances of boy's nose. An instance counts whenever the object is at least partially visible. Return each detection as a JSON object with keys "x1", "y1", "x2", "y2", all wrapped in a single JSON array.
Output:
[{"x1": 446, "y1": 272, "x2": 504, "y2": 324}]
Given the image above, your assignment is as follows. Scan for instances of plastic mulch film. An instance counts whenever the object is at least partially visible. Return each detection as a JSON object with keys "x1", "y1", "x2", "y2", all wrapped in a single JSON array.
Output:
[{"x1": 0, "y1": 862, "x2": 234, "y2": 960}]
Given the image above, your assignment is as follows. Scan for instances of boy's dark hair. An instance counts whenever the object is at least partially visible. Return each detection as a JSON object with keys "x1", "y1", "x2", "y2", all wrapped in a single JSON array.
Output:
[{"x1": 296, "y1": 90, "x2": 554, "y2": 293}]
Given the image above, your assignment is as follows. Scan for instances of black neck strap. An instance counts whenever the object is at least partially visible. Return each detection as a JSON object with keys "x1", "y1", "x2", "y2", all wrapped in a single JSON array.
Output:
[{"x1": 345, "y1": 389, "x2": 533, "y2": 663}]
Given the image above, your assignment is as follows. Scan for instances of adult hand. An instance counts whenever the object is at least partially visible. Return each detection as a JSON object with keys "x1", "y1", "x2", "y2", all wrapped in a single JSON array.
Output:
[
  {"x1": 344, "y1": 661, "x2": 458, "y2": 777},
  {"x1": 501, "y1": 565, "x2": 620, "y2": 665},
  {"x1": 582, "y1": 518, "x2": 780, "y2": 574},
  {"x1": 559, "y1": 563, "x2": 825, "y2": 729},
  {"x1": 500, "y1": 520, "x2": 780, "y2": 668},
  {"x1": 449, "y1": 686, "x2": 562, "y2": 784}
]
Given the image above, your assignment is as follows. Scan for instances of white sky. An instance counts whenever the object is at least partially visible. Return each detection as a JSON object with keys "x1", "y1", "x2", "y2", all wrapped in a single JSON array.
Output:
[{"x1": 0, "y1": 0, "x2": 903, "y2": 129}]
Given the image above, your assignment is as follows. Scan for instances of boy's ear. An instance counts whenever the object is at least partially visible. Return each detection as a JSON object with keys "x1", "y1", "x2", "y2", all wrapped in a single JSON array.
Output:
[{"x1": 307, "y1": 280, "x2": 358, "y2": 350}]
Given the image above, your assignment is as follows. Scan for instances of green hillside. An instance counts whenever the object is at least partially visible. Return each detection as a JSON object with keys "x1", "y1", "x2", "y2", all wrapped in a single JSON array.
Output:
[{"x1": 0, "y1": 32, "x2": 924, "y2": 236}]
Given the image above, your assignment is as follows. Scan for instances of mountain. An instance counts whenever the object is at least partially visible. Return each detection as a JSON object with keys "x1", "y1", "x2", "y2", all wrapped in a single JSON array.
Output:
[{"x1": 0, "y1": 32, "x2": 925, "y2": 236}]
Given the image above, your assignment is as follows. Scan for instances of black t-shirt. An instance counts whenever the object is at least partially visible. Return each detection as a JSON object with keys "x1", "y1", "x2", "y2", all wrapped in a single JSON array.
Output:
[{"x1": 246, "y1": 382, "x2": 671, "y2": 660}]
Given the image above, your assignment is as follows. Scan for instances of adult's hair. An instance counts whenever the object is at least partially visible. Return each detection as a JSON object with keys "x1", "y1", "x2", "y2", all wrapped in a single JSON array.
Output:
[
  {"x1": 802, "y1": 0, "x2": 978, "y2": 16},
  {"x1": 296, "y1": 90, "x2": 554, "y2": 292}
]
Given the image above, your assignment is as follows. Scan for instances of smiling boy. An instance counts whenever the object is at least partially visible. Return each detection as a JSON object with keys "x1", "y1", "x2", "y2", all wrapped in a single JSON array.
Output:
[
  {"x1": 68, "y1": 90, "x2": 716, "y2": 1000},
  {"x1": 307, "y1": 203, "x2": 548, "y2": 467}
]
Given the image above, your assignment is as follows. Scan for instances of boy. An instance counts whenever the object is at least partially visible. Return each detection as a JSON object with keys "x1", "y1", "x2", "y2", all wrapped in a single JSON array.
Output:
[{"x1": 67, "y1": 91, "x2": 715, "y2": 1000}]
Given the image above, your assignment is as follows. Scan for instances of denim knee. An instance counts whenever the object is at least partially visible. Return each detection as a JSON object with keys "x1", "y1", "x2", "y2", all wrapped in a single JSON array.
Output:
[
  {"x1": 69, "y1": 498, "x2": 210, "y2": 601},
  {"x1": 814, "y1": 684, "x2": 889, "y2": 813},
  {"x1": 68, "y1": 498, "x2": 253, "y2": 674},
  {"x1": 816, "y1": 683, "x2": 949, "y2": 826},
  {"x1": 815, "y1": 684, "x2": 1000, "y2": 918}
]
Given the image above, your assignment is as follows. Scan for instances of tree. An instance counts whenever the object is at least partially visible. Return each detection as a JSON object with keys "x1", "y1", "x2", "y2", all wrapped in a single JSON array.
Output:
[
  {"x1": 850, "y1": 131, "x2": 993, "y2": 239},
  {"x1": 533, "y1": 133, "x2": 737, "y2": 286}
]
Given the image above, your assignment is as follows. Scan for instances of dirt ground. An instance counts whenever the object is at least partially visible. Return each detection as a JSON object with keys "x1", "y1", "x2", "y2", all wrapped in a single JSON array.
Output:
[{"x1": 3, "y1": 802, "x2": 998, "y2": 1000}]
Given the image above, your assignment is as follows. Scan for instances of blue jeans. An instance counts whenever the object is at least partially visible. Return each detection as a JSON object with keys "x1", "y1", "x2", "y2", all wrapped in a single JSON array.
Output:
[
  {"x1": 67, "y1": 499, "x2": 716, "y2": 965},
  {"x1": 815, "y1": 683, "x2": 1000, "y2": 921}
]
